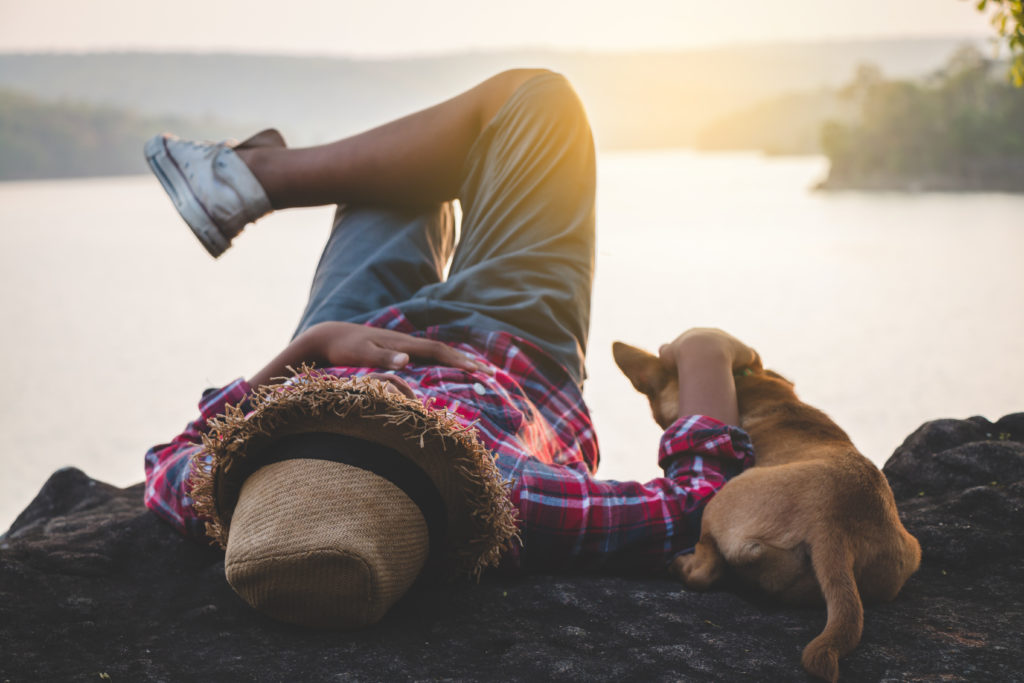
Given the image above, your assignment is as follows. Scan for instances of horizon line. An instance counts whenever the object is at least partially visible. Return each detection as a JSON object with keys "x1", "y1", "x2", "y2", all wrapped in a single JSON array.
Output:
[{"x1": 0, "y1": 33, "x2": 995, "y2": 61}]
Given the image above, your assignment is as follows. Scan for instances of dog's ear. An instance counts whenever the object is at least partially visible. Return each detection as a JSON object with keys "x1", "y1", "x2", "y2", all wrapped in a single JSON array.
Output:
[{"x1": 612, "y1": 342, "x2": 668, "y2": 397}]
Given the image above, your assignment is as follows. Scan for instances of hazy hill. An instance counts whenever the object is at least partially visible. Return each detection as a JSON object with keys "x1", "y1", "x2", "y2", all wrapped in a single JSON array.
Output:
[
  {"x1": 0, "y1": 39, "x2": 979, "y2": 151},
  {"x1": 0, "y1": 89, "x2": 233, "y2": 181},
  {"x1": 695, "y1": 89, "x2": 859, "y2": 155}
]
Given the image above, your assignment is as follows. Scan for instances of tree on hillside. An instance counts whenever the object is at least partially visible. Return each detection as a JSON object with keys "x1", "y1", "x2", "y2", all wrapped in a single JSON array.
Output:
[{"x1": 820, "y1": 46, "x2": 1024, "y2": 190}]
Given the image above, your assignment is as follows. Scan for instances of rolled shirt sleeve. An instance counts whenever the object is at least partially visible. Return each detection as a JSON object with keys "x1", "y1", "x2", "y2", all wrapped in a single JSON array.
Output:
[
  {"x1": 143, "y1": 378, "x2": 251, "y2": 541},
  {"x1": 504, "y1": 414, "x2": 754, "y2": 573}
]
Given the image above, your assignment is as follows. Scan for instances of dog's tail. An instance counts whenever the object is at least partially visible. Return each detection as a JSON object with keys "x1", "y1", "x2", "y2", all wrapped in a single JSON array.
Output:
[{"x1": 801, "y1": 537, "x2": 863, "y2": 683}]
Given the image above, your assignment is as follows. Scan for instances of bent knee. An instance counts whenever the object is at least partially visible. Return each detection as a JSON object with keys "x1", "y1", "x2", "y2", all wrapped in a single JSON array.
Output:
[
  {"x1": 483, "y1": 69, "x2": 589, "y2": 131},
  {"x1": 489, "y1": 68, "x2": 557, "y2": 97}
]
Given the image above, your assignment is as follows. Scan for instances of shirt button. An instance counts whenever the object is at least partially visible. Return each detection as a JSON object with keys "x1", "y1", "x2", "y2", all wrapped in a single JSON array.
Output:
[{"x1": 472, "y1": 382, "x2": 486, "y2": 395}]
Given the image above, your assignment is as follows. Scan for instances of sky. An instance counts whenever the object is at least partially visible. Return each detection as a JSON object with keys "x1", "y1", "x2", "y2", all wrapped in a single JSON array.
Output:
[{"x1": 0, "y1": 0, "x2": 997, "y2": 56}]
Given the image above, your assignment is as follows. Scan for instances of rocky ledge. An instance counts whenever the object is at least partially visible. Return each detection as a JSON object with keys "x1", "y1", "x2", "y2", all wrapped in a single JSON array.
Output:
[{"x1": 2, "y1": 414, "x2": 1022, "y2": 682}]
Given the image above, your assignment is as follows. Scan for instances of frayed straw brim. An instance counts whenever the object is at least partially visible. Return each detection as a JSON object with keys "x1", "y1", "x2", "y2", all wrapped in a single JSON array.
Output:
[{"x1": 191, "y1": 367, "x2": 519, "y2": 579}]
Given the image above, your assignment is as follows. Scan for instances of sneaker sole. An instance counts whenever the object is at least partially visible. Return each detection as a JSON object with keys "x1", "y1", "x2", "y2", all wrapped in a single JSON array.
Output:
[{"x1": 144, "y1": 135, "x2": 230, "y2": 258}]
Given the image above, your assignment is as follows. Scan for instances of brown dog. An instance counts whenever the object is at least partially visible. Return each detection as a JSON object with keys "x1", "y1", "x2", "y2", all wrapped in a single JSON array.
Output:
[{"x1": 612, "y1": 340, "x2": 921, "y2": 683}]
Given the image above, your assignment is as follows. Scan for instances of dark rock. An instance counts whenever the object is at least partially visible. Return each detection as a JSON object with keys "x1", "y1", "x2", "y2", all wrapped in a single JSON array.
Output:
[{"x1": 2, "y1": 415, "x2": 1023, "y2": 682}]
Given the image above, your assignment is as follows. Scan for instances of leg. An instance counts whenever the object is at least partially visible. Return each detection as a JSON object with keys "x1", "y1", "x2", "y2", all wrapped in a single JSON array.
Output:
[
  {"x1": 150, "y1": 68, "x2": 595, "y2": 375},
  {"x1": 403, "y1": 73, "x2": 597, "y2": 386},
  {"x1": 238, "y1": 69, "x2": 553, "y2": 209},
  {"x1": 671, "y1": 535, "x2": 726, "y2": 589},
  {"x1": 274, "y1": 69, "x2": 562, "y2": 335},
  {"x1": 147, "y1": 69, "x2": 555, "y2": 258},
  {"x1": 287, "y1": 70, "x2": 593, "y2": 351},
  {"x1": 292, "y1": 203, "x2": 454, "y2": 336}
]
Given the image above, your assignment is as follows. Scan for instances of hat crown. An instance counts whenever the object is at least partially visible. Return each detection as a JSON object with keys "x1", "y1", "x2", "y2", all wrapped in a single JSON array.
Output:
[{"x1": 226, "y1": 459, "x2": 430, "y2": 628}]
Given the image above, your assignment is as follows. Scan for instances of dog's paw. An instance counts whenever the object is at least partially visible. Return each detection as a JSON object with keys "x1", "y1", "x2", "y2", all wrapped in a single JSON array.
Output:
[
  {"x1": 671, "y1": 547, "x2": 723, "y2": 590},
  {"x1": 669, "y1": 554, "x2": 693, "y2": 582}
]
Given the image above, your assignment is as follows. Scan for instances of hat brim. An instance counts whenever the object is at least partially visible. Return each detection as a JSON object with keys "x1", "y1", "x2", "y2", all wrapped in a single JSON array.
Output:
[{"x1": 190, "y1": 368, "x2": 519, "y2": 579}]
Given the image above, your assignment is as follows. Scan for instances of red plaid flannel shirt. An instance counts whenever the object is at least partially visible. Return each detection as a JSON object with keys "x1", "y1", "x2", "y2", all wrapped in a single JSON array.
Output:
[{"x1": 144, "y1": 308, "x2": 754, "y2": 573}]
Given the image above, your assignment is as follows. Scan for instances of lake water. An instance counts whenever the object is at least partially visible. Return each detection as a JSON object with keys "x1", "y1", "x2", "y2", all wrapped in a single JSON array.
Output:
[{"x1": 1, "y1": 150, "x2": 1022, "y2": 531}]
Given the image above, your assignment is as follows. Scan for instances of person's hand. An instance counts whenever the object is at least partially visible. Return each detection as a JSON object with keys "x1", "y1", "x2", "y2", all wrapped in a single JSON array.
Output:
[
  {"x1": 309, "y1": 321, "x2": 490, "y2": 373},
  {"x1": 657, "y1": 327, "x2": 760, "y2": 374},
  {"x1": 249, "y1": 321, "x2": 490, "y2": 387}
]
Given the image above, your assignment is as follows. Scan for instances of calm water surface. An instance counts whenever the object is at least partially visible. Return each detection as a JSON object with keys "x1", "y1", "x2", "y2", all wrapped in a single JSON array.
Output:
[{"x1": 1, "y1": 151, "x2": 1022, "y2": 529}]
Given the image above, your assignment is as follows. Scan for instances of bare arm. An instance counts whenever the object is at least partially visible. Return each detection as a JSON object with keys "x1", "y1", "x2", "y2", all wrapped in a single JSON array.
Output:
[{"x1": 658, "y1": 328, "x2": 761, "y2": 426}]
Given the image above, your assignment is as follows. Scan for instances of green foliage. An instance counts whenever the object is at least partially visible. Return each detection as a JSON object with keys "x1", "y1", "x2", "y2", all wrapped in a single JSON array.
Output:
[
  {"x1": 975, "y1": 0, "x2": 1024, "y2": 85},
  {"x1": 0, "y1": 89, "x2": 233, "y2": 181},
  {"x1": 820, "y1": 46, "x2": 1024, "y2": 189}
]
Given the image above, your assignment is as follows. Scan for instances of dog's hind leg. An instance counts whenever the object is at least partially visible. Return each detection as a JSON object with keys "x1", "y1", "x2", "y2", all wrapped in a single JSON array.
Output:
[{"x1": 670, "y1": 535, "x2": 725, "y2": 590}]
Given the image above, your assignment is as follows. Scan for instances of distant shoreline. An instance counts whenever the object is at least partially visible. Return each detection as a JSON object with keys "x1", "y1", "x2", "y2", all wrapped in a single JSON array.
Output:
[
  {"x1": 8, "y1": 157, "x2": 1024, "y2": 195},
  {"x1": 817, "y1": 159, "x2": 1024, "y2": 194},
  {"x1": 0, "y1": 40, "x2": 986, "y2": 180}
]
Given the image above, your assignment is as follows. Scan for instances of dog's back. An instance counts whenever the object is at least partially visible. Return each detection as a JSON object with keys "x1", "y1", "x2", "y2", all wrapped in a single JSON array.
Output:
[
  {"x1": 734, "y1": 369, "x2": 920, "y2": 591},
  {"x1": 717, "y1": 370, "x2": 921, "y2": 680}
]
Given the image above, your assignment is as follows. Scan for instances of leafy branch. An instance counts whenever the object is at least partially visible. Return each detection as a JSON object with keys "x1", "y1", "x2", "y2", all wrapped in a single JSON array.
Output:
[{"x1": 976, "y1": 0, "x2": 1024, "y2": 85}]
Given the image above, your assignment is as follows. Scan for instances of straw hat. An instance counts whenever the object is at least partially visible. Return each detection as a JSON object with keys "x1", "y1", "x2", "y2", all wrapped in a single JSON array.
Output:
[{"x1": 190, "y1": 368, "x2": 519, "y2": 629}]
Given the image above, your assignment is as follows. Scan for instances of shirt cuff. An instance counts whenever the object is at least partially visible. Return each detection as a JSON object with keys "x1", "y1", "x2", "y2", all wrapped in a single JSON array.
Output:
[{"x1": 658, "y1": 414, "x2": 755, "y2": 476}]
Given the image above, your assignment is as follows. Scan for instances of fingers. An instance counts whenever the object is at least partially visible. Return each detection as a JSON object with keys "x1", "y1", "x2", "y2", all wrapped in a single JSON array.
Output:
[
  {"x1": 355, "y1": 342, "x2": 409, "y2": 370},
  {"x1": 659, "y1": 328, "x2": 759, "y2": 372},
  {"x1": 318, "y1": 323, "x2": 492, "y2": 373},
  {"x1": 387, "y1": 351, "x2": 410, "y2": 369},
  {"x1": 379, "y1": 334, "x2": 492, "y2": 374},
  {"x1": 413, "y1": 338, "x2": 493, "y2": 374},
  {"x1": 658, "y1": 343, "x2": 674, "y2": 367}
]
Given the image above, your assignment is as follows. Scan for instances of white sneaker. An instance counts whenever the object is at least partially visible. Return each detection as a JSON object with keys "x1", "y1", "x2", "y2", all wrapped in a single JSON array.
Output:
[{"x1": 144, "y1": 133, "x2": 275, "y2": 257}]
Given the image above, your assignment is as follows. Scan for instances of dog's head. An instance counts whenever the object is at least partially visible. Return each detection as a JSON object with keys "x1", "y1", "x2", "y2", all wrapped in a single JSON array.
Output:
[
  {"x1": 611, "y1": 342, "x2": 679, "y2": 429},
  {"x1": 612, "y1": 341, "x2": 793, "y2": 429}
]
